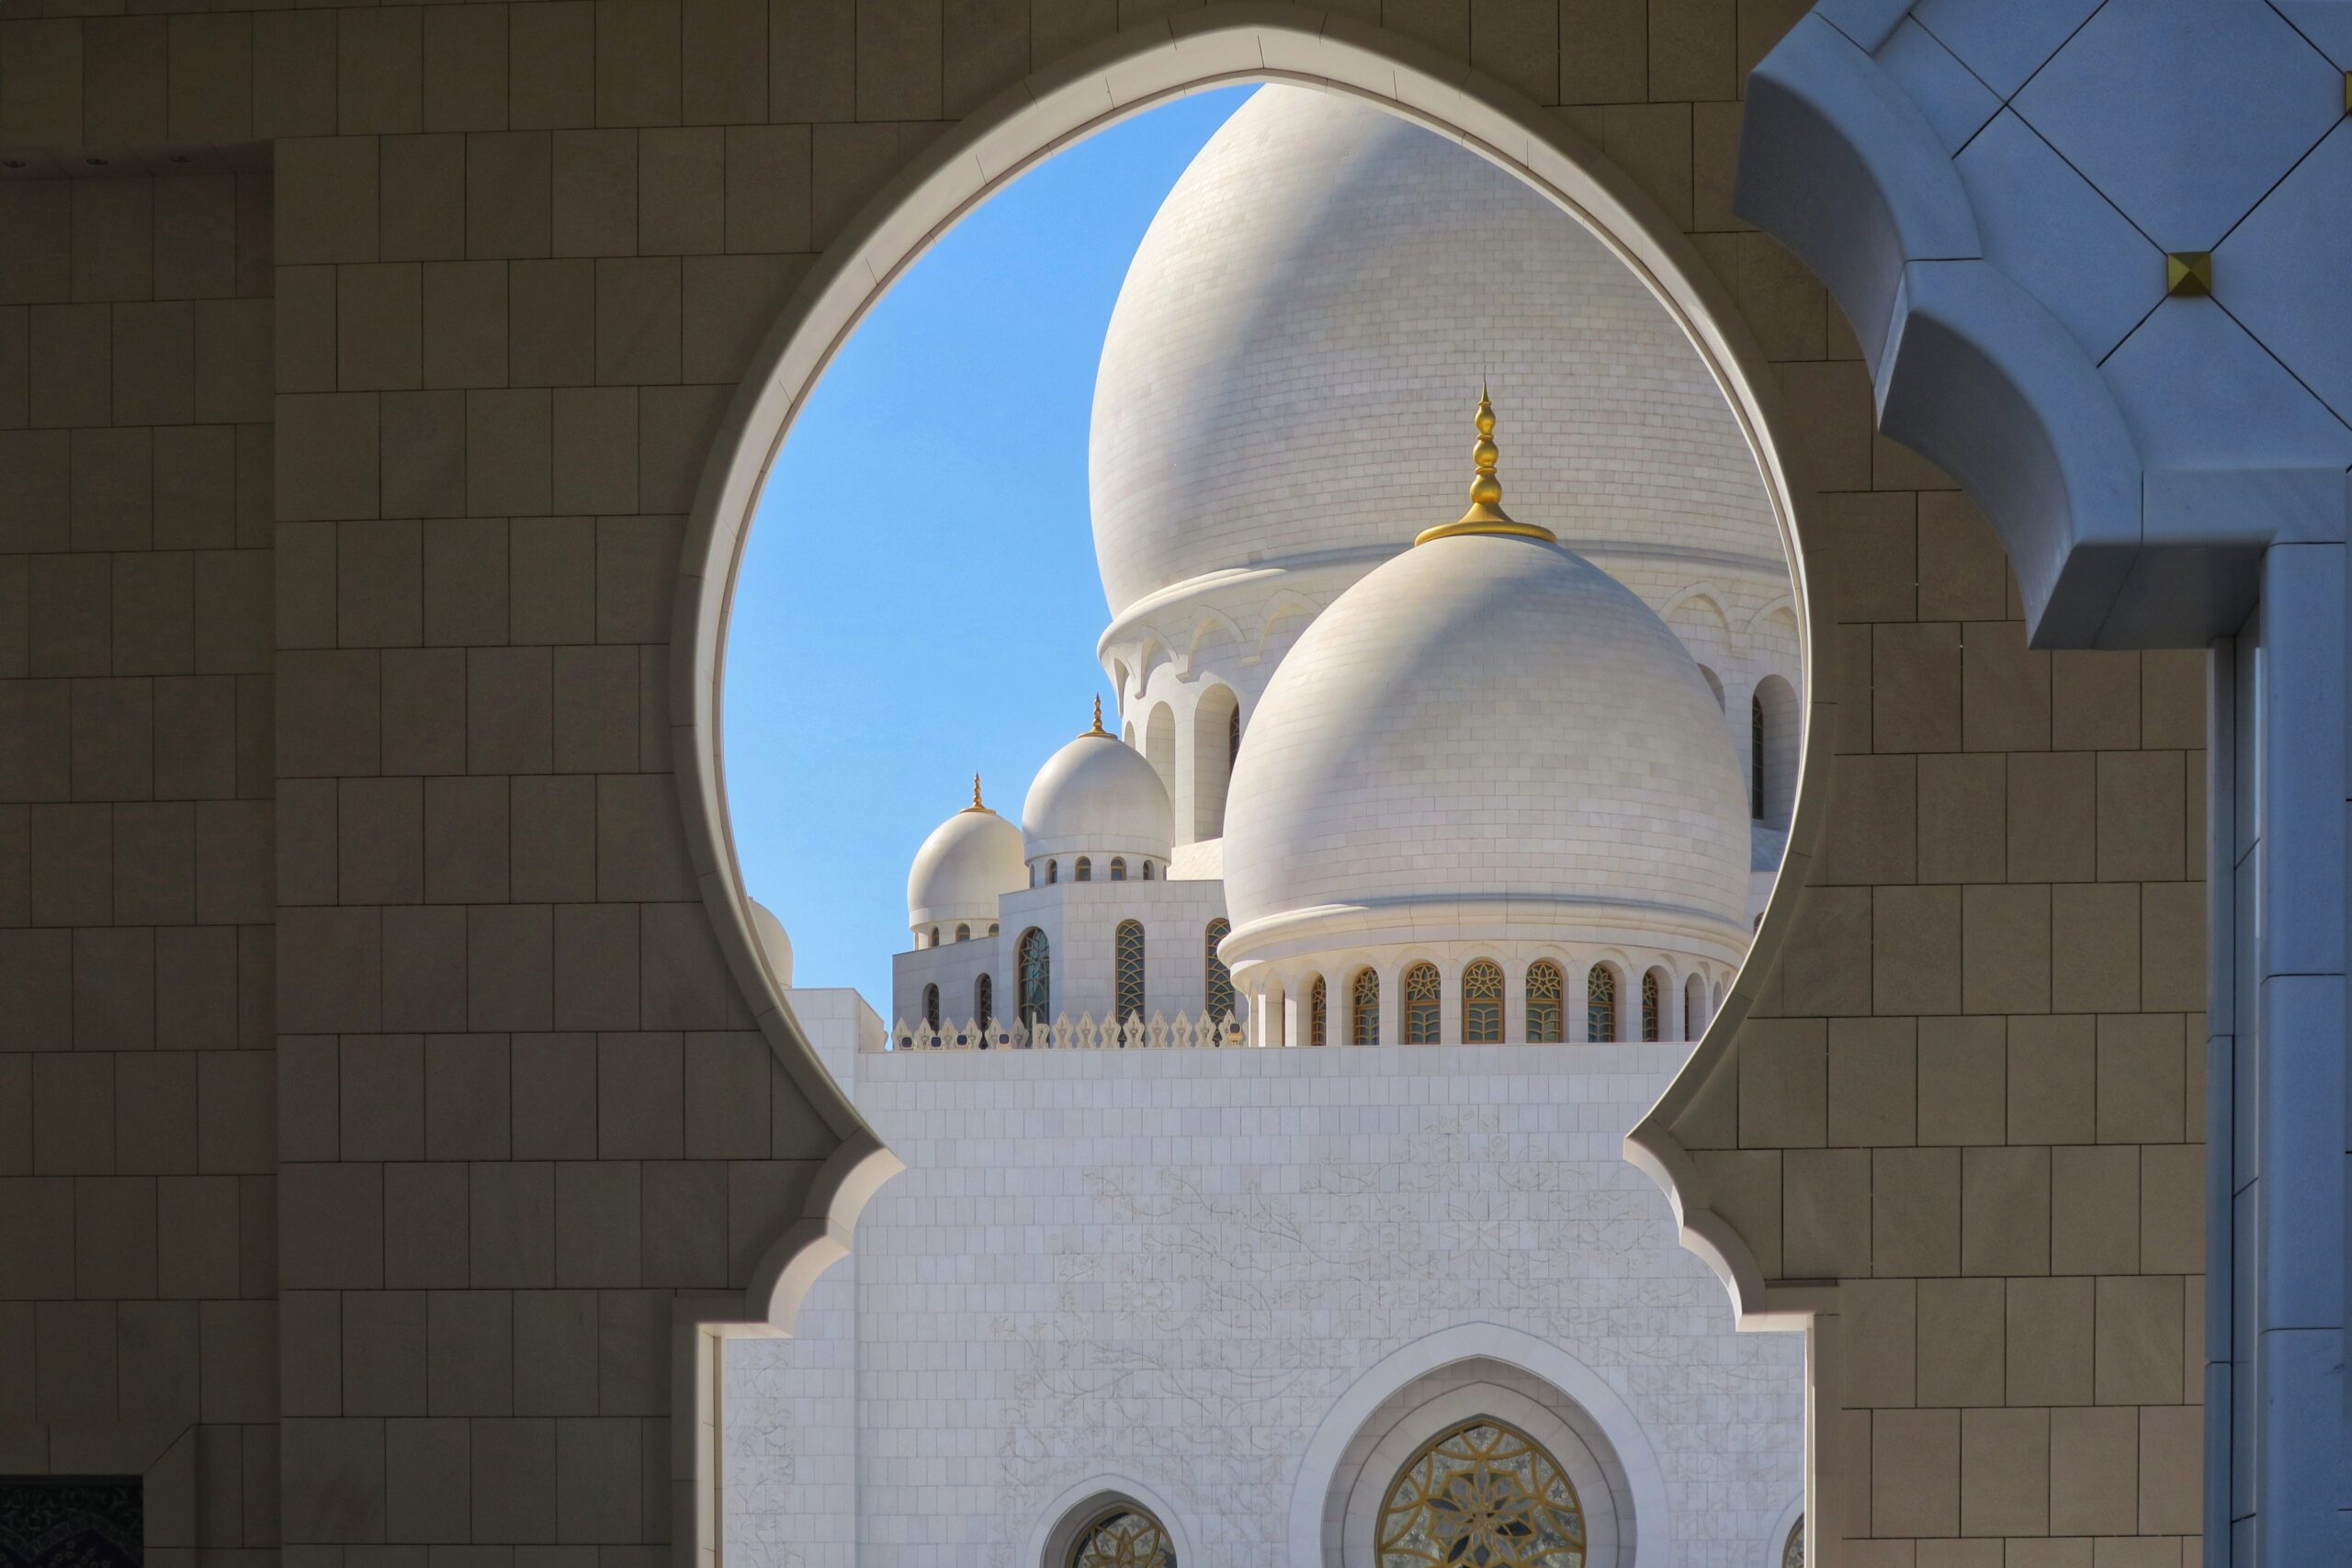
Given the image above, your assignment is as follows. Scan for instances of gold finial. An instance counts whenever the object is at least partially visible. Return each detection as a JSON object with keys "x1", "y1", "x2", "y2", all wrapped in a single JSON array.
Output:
[
  {"x1": 1086, "y1": 694, "x2": 1108, "y2": 736},
  {"x1": 962, "y1": 773, "x2": 988, "y2": 813},
  {"x1": 1414, "y1": 385, "x2": 1558, "y2": 547}
]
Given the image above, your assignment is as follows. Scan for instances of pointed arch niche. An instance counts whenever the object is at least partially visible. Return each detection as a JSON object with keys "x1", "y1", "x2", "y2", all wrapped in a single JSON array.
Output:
[{"x1": 668, "y1": 9, "x2": 1830, "y2": 1561}]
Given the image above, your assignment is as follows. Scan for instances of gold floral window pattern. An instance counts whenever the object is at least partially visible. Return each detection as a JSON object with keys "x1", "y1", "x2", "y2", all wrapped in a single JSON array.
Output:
[
  {"x1": 1204, "y1": 919, "x2": 1234, "y2": 1021},
  {"x1": 1114, "y1": 919, "x2": 1146, "y2": 1022},
  {"x1": 1351, "y1": 968, "x2": 1381, "y2": 1044},
  {"x1": 1070, "y1": 1509, "x2": 1176, "y2": 1568},
  {"x1": 1463, "y1": 960, "x2": 1504, "y2": 1043},
  {"x1": 1377, "y1": 1418, "x2": 1586, "y2": 1568},
  {"x1": 1585, "y1": 967, "x2": 1615, "y2": 1043},
  {"x1": 1640, "y1": 971, "x2": 1660, "y2": 1042},
  {"x1": 1017, "y1": 928, "x2": 1050, "y2": 1024},
  {"x1": 1525, "y1": 962, "x2": 1564, "y2": 1043},
  {"x1": 1404, "y1": 962, "x2": 1442, "y2": 1043},
  {"x1": 1781, "y1": 1517, "x2": 1803, "y2": 1568},
  {"x1": 1309, "y1": 976, "x2": 1328, "y2": 1046}
]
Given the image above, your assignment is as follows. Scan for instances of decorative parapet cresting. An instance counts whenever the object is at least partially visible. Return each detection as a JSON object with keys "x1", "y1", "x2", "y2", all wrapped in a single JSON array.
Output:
[{"x1": 884, "y1": 1010, "x2": 1250, "y2": 1051}]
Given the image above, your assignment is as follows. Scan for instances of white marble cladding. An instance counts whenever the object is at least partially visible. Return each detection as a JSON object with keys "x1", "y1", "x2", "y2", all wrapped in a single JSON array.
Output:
[{"x1": 723, "y1": 1029, "x2": 1804, "y2": 1568}]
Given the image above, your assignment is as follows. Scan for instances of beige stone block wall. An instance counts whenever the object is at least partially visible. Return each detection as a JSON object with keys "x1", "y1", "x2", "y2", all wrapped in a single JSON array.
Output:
[{"x1": 0, "y1": 1, "x2": 2204, "y2": 1565}]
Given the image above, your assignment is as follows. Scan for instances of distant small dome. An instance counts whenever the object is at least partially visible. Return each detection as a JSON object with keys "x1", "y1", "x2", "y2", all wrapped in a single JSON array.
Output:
[
  {"x1": 1221, "y1": 401, "x2": 1750, "y2": 967},
  {"x1": 1023, "y1": 705, "x2": 1174, "y2": 864},
  {"x1": 748, "y1": 898, "x2": 796, "y2": 987},
  {"x1": 908, "y1": 778, "x2": 1026, "y2": 932}
]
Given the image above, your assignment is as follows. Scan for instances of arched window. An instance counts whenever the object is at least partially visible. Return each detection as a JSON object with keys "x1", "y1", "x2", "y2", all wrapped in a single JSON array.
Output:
[
  {"x1": 1204, "y1": 919, "x2": 1233, "y2": 1021},
  {"x1": 1016, "y1": 929, "x2": 1050, "y2": 1025},
  {"x1": 1755, "y1": 672, "x2": 1800, "y2": 829},
  {"x1": 973, "y1": 973, "x2": 993, "y2": 1027},
  {"x1": 1309, "y1": 976, "x2": 1328, "y2": 1046},
  {"x1": 1227, "y1": 703, "x2": 1240, "y2": 767},
  {"x1": 1351, "y1": 969, "x2": 1381, "y2": 1045},
  {"x1": 927, "y1": 926, "x2": 939, "y2": 948},
  {"x1": 1685, "y1": 972, "x2": 1708, "y2": 1034},
  {"x1": 989, "y1": 921, "x2": 999, "y2": 935},
  {"x1": 1462, "y1": 959, "x2": 1504, "y2": 1043},
  {"x1": 1114, "y1": 919, "x2": 1146, "y2": 1022},
  {"x1": 1109, "y1": 856, "x2": 1126, "y2": 881},
  {"x1": 1525, "y1": 961, "x2": 1565, "y2": 1043},
  {"x1": 1075, "y1": 855, "x2": 1092, "y2": 882},
  {"x1": 955, "y1": 922, "x2": 970, "y2": 942},
  {"x1": 922, "y1": 983, "x2": 939, "y2": 1031},
  {"x1": 1193, "y1": 686, "x2": 1239, "y2": 840},
  {"x1": 1403, "y1": 962, "x2": 1442, "y2": 1043},
  {"x1": 1587, "y1": 966, "x2": 1617, "y2": 1043},
  {"x1": 1377, "y1": 1417, "x2": 1584, "y2": 1568},
  {"x1": 1750, "y1": 693, "x2": 1767, "y2": 820},
  {"x1": 1782, "y1": 1516, "x2": 1804, "y2": 1568},
  {"x1": 1046, "y1": 859, "x2": 1057, "y2": 885},
  {"x1": 1141, "y1": 861, "x2": 1154, "y2": 880},
  {"x1": 1642, "y1": 970, "x2": 1661, "y2": 1042},
  {"x1": 1069, "y1": 1508, "x2": 1175, "y2": 1568}
]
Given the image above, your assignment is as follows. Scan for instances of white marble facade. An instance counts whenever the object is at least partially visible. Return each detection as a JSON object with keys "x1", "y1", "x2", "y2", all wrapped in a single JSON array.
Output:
[{"x1": 725, "y1": 1006, "x2": 1804, "y2": 1568}]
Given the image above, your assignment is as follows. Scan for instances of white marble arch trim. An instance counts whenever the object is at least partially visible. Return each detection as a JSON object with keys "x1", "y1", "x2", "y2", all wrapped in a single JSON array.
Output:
[
  {"x1": 1026, "y1": 1475, "x2": 1201, "y2": 1568},
  {"x1": 1283, "y1": 1321, "x2": 1674, "y2": 1566},
  {"x1": 1334, "y1": 1378, "x2": 1627, "y2": 1568}
]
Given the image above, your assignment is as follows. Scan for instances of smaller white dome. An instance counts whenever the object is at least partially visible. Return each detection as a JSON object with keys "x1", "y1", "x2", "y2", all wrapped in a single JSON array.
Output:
[
  {"x1": 1022, "y1": 713, "x2": 1174, "y2": 865},
  {"x1": 908, "y1": 784, "x2": 1026, "y2": 933},
  {"x1": 747, "y1": 898, "x2": 795, "y2": 988}
]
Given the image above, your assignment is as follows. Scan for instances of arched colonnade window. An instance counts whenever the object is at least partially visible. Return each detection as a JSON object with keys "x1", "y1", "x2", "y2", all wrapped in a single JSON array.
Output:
[{"x1": 1263, "y1": 955, "x2": 1723, "y2": 1044}]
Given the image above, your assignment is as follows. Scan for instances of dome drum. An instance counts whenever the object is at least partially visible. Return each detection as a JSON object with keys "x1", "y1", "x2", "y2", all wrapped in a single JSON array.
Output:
[{"x1": 1216, "y1": 895, "x2": 1751, "y2": 976}]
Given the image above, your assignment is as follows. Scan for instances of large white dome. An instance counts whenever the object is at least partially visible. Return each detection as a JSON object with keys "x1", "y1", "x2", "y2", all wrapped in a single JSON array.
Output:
[
  {"x1": 1089, "y1": 85, "x2": 1782, "y2": 621},
  {"x1": 906, "y1": 789, "x2": 1026, "y2": 933},
  {"x1": 1021, "y1": 719, "x2": 1174, "y2": 864},
  {"x1": 1220, "y1": 528, "x2": 1751, "y2": 965}
]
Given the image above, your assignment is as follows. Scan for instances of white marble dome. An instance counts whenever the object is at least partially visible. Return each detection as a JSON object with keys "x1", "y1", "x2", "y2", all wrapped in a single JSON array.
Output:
[
  {"x1": 748, "y1": 897, "x2": 796, "y2": 987},
  {"x1": 905, "y1": 791, "x2": 1026, "y2": 934},
  {"x1": 1021, "y1": 719, "x2": 1174, "y2": 864},
  {"x1": 1089, "y1": 85, "x2": 1782, "y2": 621},
  {"x1": 1220, "y1": 527, "x2": 1751, "y2": 967}
]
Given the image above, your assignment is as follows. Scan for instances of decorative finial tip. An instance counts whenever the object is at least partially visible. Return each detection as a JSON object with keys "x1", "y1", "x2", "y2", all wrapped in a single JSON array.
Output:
[
  {"x1": 972, "y1": 773, "x2": 983, "y2": 808},
  {"x1": 1413, "y1": 382, "x2": 1557, "y2": 547},
  {"x1": 1089, "y1": 694, "x2": 1107, "y2": 736}
]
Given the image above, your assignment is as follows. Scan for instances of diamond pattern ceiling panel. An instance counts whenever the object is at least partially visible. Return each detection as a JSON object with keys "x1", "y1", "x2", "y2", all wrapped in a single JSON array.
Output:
[
  {"x1": 2102, "y1": 299, "x2": 2352, "y2": 468},
  {"x1": 1956, "y1": 110, "x2": 2165, "y2": 361},
  {"x1": 2014, "y1": 0, "x2": 2344, "y2": 250},
  {"x1": 1912, "y1": 0, "x2": 2104, "y2": 96},
  {"x1": 2214, "y1": 121, "x2": 2352, "y2": 424}
]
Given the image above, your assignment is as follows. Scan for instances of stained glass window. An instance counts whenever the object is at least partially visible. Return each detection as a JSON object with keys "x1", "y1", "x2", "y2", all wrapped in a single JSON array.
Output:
[
  {"x1": 1017, "y1": 929, "x2": 1050, "y2": 1025},
  {"x1": 922, "y1": 984, "x2": 939, "y2": 1031},
  {"x1": 1376, "y1": 1418, "x2": 1585, "y2": 1568},
  {"x1": 1463, "y1": 960, "x2": 1504, "y2": 1043},
  {"x1": 1046, "y1": 860, "x2": 1057, "y2": 885},
  {"x1": 1525, "y1": 962, "x2": 1564, "y2": 1043},
  {"x1": 1403, "y1": 962, "x2": 1442, "y2": 1043},
  {"x1": 1310, "y1": 976, "x2": 1328, "y2": 1046},
  {"x1": 1069, "y1": 1509, "x2": 1175, "y2": 1568},
  {"x1": 1204, "y1": 919, "x2": 1234, "y2": 1021},
  {"x1": 974, "y1": 974, "x2": 993, "y2": 1027},
  {"x1": 1114, "y1": 919, "x2": 1146, "y2": 1022},
  {"x1": 955, "y1": 923, "x2": 970, "y2": 942},
  {"x1": 1641, "y1": 971, "x2": 1660, "y2": 1042},
  {"x1": 1586, "y1": 966, "x2": 1616, "y2": 1043},
  {"x1": 1110, "y1": 857, "x2": 1126, "y2": 881},
  {"x1": 1781, "y1": 1517, "x2": 1803, "y2": 1568},
  {"x1": 1351, "y1": 968, "x2": 1380, "y2": 1044},
  {"x1": 1141, "y1": 862, "x2": 1155, "y2": 880},
  {"x1": 1076, "y1": 856, "x2": 1092, "y2": 882}
]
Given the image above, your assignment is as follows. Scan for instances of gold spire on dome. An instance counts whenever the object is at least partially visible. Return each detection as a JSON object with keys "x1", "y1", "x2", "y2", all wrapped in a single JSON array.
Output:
[
  {"x1": 1085, "y1": 694, "x2": 1109, "y2": 737},
  {"x1": 961, "y1": 773, "x2": 991, "y2": 814},
  {"x1": 1413, "y1": 384, "x2": 1559, "y2": 547}
]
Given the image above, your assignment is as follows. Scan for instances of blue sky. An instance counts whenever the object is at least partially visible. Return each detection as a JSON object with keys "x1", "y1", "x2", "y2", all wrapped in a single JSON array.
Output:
[{"x1": 724, "y1": 85, "x2": 1253, "y2": 1010}]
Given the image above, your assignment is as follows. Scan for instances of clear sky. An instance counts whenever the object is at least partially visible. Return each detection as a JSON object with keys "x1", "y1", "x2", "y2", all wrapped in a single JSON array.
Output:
[{"x1": 723, "y1": 85, "x2": 1254, "y2": 1011}]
